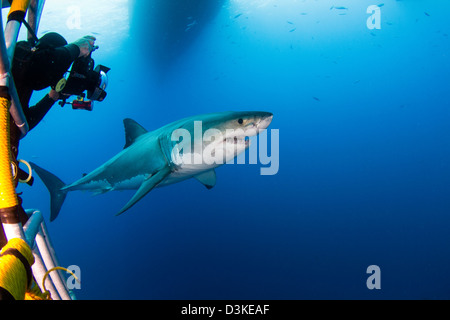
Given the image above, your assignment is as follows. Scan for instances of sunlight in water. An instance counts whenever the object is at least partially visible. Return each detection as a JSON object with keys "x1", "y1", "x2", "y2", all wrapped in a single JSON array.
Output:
[{"x1": 1, "y1": 0, "x2": 130, "y2": 54}]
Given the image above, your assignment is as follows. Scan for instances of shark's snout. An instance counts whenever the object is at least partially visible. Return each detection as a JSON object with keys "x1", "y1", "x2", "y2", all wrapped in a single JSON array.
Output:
[{"x1": 258, "y1": 113, "x2": 273, "y2": 131}]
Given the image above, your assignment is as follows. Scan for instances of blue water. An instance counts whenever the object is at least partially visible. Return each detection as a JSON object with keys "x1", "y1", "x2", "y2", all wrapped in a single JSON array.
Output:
[{"x1": 14, "y1": 0, "x2": 450, "y2": 299}]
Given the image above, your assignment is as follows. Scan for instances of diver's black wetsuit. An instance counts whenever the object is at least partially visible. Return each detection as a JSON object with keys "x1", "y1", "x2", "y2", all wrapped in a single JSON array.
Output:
[
  {"x1": 13, "y1": 42, "x2": 80, "y2": 130},
  {"x1": 0, "y1": 41, "x2": 80, "y2": 249}
]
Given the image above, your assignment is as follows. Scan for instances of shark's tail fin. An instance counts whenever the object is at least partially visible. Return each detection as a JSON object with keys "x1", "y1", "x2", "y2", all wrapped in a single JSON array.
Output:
[{"x1": 29, "y1": 162, "x2": 68, "y2": 222}]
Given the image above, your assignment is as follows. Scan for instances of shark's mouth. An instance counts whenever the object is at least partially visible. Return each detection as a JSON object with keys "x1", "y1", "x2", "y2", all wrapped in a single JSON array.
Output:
[
  {"x1": 223, "y1": 134, "x2": 251, "y2": 148},
  {"x1": 210, "y1": 114, "x2": 274, "y2": 150},
  {"x1": 223, "y1": 136, "x2": 250, "y2": 146},
  {"x1": 172, "y1": 113, "x2": 273, "y2": 167},
  {"x1": 221, "y1": 116, "x2": 273, "y2": 149}
]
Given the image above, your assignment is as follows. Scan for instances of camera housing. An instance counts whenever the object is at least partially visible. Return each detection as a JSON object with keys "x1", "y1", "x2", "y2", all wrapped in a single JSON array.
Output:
[{"x1": 60, "y1": 53, "x2": 110, "y2": 102}]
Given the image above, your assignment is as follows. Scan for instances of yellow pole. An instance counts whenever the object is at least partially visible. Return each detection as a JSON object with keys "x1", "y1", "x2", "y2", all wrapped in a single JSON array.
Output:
[{"x1": 0, "y1": 0, "x2": 32, "y2": 240}]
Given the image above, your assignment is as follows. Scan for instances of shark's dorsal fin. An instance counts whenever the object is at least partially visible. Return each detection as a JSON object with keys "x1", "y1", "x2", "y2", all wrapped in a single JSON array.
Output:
[
  {"x1": 123, "y1": 118, "x2": 148, "y2": 149},
  {"x1": 194, "y1": 170, "x2": 216, "y2": 189}
]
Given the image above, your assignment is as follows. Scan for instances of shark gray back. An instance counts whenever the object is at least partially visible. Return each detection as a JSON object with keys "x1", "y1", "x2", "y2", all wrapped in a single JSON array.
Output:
[{"x1": 31, "y1": 111, "x2": 273, "y2": 220}]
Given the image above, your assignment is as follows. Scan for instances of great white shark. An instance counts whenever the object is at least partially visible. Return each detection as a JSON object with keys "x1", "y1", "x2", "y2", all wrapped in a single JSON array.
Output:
[{"x1": 30, "y1": 111, "x2": 273, "y2": 221}]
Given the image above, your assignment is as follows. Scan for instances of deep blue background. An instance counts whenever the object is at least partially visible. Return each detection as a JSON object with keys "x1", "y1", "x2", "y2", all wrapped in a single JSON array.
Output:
[{"x1": 14, "y1": 0, "x2": 450, "y2": 299}]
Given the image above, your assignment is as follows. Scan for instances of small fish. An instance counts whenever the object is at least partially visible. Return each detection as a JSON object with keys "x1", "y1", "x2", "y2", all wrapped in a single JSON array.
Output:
[
  {"x1": 334, "y1": 6, "x2": 348, "y2": 10},
  {"x1": 234, "y1": 13, "x2": 243, "y2": 19},
  {"x1": 378, "y1": 3, "x2": 384, "y2": 7},
  {"x1": 313, "y1": 96, "x2": 320, "y2": 101},
  {"x1": 338, "y1": 13, "x2": 347, "y2": 15},
  {"x1": 185, "y1": 20, "x2": 197, "y2": 32},
  {"x1": 289, "y1": 28, "x2": 296, "y2": 32},
  {"x1": 287, "y1": 21, "x2": 294, "y2": 24},
  {"x1": 300, "y1": 12, "x2": 308, "y2": 15},
  {"x1": 353, "y1": 80, "x2": 360, "y2": 84},
  {"x1": 424, "y1": 12, "x2": 430, "y2": 17}
]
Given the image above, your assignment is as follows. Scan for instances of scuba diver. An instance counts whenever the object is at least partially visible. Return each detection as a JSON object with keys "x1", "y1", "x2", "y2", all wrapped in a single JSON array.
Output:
[
  {"x1": 11, "y1": 32, "x2": 96, "y2": 133},
  {"x1": 0, "y1": 32, "x2": 109, "y2": 248}
]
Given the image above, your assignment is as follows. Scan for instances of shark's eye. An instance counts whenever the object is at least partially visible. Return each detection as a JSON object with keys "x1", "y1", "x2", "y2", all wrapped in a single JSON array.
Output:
[{"x1": 238, "y1": 118, "x2": 243, "y2": 125}]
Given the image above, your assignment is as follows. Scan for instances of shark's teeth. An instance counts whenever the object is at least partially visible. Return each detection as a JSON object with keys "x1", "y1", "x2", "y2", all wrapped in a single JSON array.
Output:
[{"x1": 223, "y1": 136, "x2": 246, "y2": 144}]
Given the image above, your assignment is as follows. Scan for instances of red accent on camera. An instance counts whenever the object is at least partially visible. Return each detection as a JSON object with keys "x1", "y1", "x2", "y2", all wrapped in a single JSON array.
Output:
[{"x1": 72, "y1": 100, "x2": 92, "y2": 111}]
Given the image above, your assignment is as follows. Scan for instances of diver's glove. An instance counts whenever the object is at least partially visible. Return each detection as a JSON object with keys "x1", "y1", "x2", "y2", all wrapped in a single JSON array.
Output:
[
  {"x1": 71, "y1": 35, "x2": 96, "y2": 58},
  {"x1": 48, "y1": 88, "x2": 71, "y2": 102}
]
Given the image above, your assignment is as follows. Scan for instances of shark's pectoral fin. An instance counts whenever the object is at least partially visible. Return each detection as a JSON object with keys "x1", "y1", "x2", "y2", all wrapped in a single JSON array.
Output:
[
  {"x1": 115, "y1": 167, "x2": 171, "y2": 216},
  {"x1": 194, "y1": 169, "x2": 216, "y2": 190}
]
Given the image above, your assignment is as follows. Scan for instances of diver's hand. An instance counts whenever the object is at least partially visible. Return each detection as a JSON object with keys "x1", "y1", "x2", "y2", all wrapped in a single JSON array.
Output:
[
  {"x1": 48, "y1": 89, "x2": 60, "y2": 101},
  {"x1": 49, "y1": 89, "x2": 71, "y2": 102},
  {"x1": 72, "y1": 35, "x2": 96, "y2": 58}
]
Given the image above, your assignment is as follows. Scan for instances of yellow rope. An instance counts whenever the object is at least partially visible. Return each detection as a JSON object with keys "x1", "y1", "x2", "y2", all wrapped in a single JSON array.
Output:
[
  {"x1": 0, "y1": 238, "x2": 34, "y2": 300},
  {"x1": 25, "y1": 280, "x2": 51, "y2": 300},
  {"x1": 0, "y1": 239, "x2": 79, "y2": 300}
]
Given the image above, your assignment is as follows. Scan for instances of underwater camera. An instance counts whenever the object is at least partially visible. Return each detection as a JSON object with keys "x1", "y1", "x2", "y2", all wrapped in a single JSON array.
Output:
[{"x1": 57, "y1": 50, "x2": 110, "y2": 111}]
